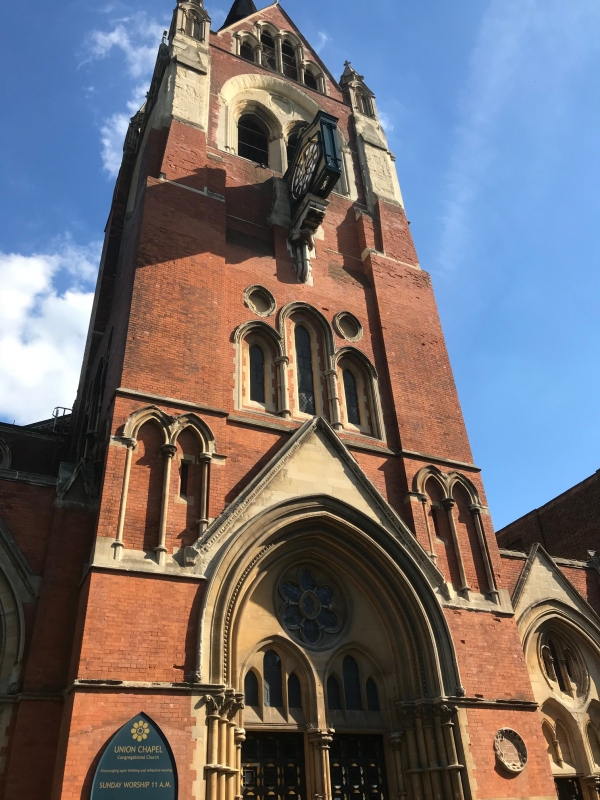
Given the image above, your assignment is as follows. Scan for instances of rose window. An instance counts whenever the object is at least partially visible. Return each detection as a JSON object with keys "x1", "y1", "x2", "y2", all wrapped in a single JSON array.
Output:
[{"x1": 279, "y1": 568, "x2": 339, "y2": 645}]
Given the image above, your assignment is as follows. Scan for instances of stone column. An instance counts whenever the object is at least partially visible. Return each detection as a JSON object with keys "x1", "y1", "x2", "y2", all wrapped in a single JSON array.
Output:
[
  {"x1": 197, "y1": 453, "x2": 212, "y2": 534},
  {"x1": 418, "y1": 493, "x2": 436, "y2": 559},
  {"x1": 234, "y1": 727, "x2": 246, "y2": 800},
  {"x1": 307, "y1": 728, "x2": 334, "y2": 800},
  {"x1": 397, "y1": 708, "x2": 424, "y2": 800},
  {"x1": 388, "y1": 732, "x2": 408, "y2": 800},
  {"x1": 157, "y1": 443, "x2": 177, "y2": 566},
  {"x1": 114, "y1": 437, "x2": 137, "y2": 560},
  {"x1": 469, "y1": 505, "x2": 499, "y2": 599},
  {"x1": 437, "y1": 706, "x2": 464, "y2": 800},
  {"x1": 275, "y1": 356, "x2": 291, "y2": 418},
  {"x1": 205, "y1": 693, "x2": 225, "y2": 800},
  {"x1": 324, "y1": 369, "x2": 343, "y2": 429},
  {"x1": 418, "y1": 706, "x2": 443, "y2": 800},
  {"x1": 441, "y1": 499, "x2": 470, "y2": 594},
  {"x1": 275, "y1": 33, "x2": 283, "y2": 73}
]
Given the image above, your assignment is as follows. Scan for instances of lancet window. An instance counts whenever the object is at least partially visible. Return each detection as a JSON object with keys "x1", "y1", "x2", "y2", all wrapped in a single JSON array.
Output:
[
  {"x1": 336, "y1": 352, "x2": 380, "y2": 437},
  {"x1": 260, "y1": 32, "x2": 277, "y2": 70},
  {"x1": 238, "y1": 114, "x2": 269, "y2": 165},
  {"x1": 240, "y1": 40, "x2": 255, "y2": 62},
  {"x1": 294, "y1": 325, "x2": 316, "y2": 415},
  {"x1": 281, "y1": 40, "x2": 298, "y2": 80}
]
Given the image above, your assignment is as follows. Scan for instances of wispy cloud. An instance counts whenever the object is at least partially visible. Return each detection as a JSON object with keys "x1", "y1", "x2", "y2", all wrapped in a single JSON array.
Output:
[
  {"x1": 437, "y1": 0, "x2": 600, "y2": 273},
  {"x1": 84, "y1": 12, "x2": 167, "y2": 176},
  {"x1": 378, "y1": 110, "x2": 394, "y2": 134},
  {"x1": 0, "y1": 237, "x2": 100, "y2": 424},
  {"x1": 315, "y1": 31, "x2": 331, "y2": 54}
]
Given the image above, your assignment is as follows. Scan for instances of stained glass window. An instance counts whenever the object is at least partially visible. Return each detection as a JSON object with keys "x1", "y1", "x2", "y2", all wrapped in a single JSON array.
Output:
[
  {"x1": 245, "y1": 670, "x2": 259, "y2": 706},
  {"x1": 343, "y1": 369, "x2": 360, "y2": 425},
  {"x1": 295, "y1": 326, "x2": 315, "y2": 414},
  {"x1": 288, "y1": 673, "x2": 302, "y2": 709},
  {"x1": 250, "y1": 345, "x2": 265, "y2": 403},
  {"x1": 366, "y1": 678, "x2": 380, "y2": 712},
  {"x1": 327, "y1": 675, "x2": 343, "y2": 710},
  {"x1": 343, "y1": 656, "x2": 362, "y2": 710},
  {"x1": 264, "y1": 650, "x2": 283, "y2": 707}
]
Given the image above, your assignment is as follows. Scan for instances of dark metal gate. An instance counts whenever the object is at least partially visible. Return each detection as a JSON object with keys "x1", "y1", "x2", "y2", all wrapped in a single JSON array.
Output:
[
  {"x1": 329, "y1": 734, "x2": 388, "y2": 800},
  {"x1": 241, "y1": 732, "x2": 306, "y2": 800}
]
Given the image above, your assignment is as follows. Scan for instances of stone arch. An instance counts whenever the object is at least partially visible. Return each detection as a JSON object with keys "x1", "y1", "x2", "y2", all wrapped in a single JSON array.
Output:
[
  {"x1": 216, "y1": 72, "x2": 321, "y2": 169},
  {"x1": 278, "y1": 302, "x2": 335, "y2": 364},
  {"x1": 198, "y1": 495, "x2": 462, "y2": 699},
  {"x1": 0, "y1": 439, "x2": 11, "y2": 471},
  {"x1": 168, "y1": 413, "x2": 216, "y2": 453},
  {"x1": 122, "y1": 405, "x2": 172, "y2": 443},
  {"x1": 333, "y1": 346, "x2": 383, "y2": 439},
  {"x1": 234, "y1": 320, "x2": 284, "y2": 415},
  {"x1": 0, "y1": 563, "x2": 26, "y2": 695}
]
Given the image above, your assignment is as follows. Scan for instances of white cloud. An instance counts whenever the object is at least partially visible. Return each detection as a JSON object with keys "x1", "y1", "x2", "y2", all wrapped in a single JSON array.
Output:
[
  {"x1": 0, "y1": 239, "x2": 100, "y2": 425},
  {"x1": 315, "y1": 31, "x2": 331, "y2": 54},
  {"x1": 437, "y1": 0, "x2": 600, "y2": 272},
  {"x1": 85, "y1": 13, "x2": 167, "y2": 176},
  {"x1": 378, "y1": 111, "x2": 394, "y2": 134}
]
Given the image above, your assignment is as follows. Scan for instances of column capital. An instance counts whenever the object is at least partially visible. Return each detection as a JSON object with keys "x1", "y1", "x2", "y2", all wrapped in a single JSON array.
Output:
[
  {"x1": 441, "y1": 497, "x2": 455, "y2": 510},
  {"x1": 161, "y1": 444, "x2": 178, "y2": 458}
]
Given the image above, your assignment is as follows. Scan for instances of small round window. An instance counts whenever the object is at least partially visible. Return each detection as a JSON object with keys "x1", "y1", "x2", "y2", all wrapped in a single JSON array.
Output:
[
  {"x1": 244, "y1": 285, "x2": 276, "y2": 318},
  {"x1": 334, "y1": 311, "x2": 363, "y2": 342}
]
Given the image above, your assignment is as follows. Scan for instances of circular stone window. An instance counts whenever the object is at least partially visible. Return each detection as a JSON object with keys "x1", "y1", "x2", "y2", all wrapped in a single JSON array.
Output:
[
  {"x1": 244, "y1": 285, "x2": 276, "y2": 318},
  {"x1": 277, "y1": 565, "x2": 345, "y2": 649},
  {"x1": 494, "y1": 729, "x2": 527, "y2": 773},
  {"x1": 333, "y1": 311, "x2": 363, "y2": 342}
]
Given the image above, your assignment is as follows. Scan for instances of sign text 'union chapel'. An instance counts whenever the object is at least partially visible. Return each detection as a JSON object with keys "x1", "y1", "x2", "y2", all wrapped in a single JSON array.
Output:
[{"x1": 91, "y1": 713, "x2": 177, "y2": 799}]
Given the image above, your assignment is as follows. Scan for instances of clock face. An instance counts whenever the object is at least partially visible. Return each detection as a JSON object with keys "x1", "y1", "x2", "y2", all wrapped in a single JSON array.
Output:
[{"x1": 292, "y1": 138, "x2": 319, "y2": 199}]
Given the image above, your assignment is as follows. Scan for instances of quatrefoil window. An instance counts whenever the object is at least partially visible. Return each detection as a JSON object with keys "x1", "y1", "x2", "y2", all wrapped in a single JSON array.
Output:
[{"x1": 279, "y1": 568, "x2": 339, "y2": 645}]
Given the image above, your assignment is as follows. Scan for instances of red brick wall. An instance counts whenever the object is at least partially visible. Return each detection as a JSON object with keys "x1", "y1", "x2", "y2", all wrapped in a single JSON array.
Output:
[
  {"x1": 76, "y1": 572, "x2": 203, "y2": 683},
  {"x1": 497, "y1": 470, "x2": 600, "y2": 561},
  {"x1": 52, "y1": 692, "x2": 197, "y2": 800}
]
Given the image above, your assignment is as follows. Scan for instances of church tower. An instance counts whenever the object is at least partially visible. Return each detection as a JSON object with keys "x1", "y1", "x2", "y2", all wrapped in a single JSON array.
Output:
[{"x1": 0, "y1": 2, "x2": 569, "y2": 798}]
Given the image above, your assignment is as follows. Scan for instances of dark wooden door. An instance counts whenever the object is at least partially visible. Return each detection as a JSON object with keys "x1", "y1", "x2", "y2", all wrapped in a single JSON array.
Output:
[
  {"x1": 329, "y1": 734, "x2": 388, "y2": 800},
  {"x1": 241, "y1": 732, "x2": 306, "y2": 800},
  {"x1": 555, "y1": 778, "x2": 583, "y2": 800}
]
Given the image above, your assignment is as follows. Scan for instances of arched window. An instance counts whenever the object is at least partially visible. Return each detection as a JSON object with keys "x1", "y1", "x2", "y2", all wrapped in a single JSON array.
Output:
[
  {"x1": 327, "y1": 675, "x2": 342, "y2": 710},
  {"x1": 244, "y1": 670, "x2": 259, "y2": 706},
  {"x1": 261, "y1": 32, "x2": 277, "y2": 70},
  {"x1": 356, "y1": 91, "x2": 374, "y2": 117},
  {"x1": 366, "y1": 678, "x2": 380, "y2": 712},
  {"x1": 304, "y1": 69, "x2": 318, "y2": 91},
  {"x1": 250, "y1": 345, "x2": 266, "y2": 403},
  {"x1": 186, "y1": 13, "x2": 202, "y2": 40},
  {"x1": 343, "y1": 656, "x2": 362, "y2": 710},
  {"x1": 282, "y1": 41, "x2": 298, "y2": 80},
  {"x1": 288, "y1": 673, "x2": 302, "y2": 709},
  {"x1": 238, "y1": 114, "x2": 269, "y2": 165},
  {"x1": 343, "y1": 369, "x2": 360, "y2": 425},
  {"x1": 295, "y1": 325, "x2": 315, "y2": 415},
  {"x1": 240, "y1": 41, "x2": 254, "y2": 62},
  {"x1": 588, "y1": 723, "x2": 600, "y2": 769},
  {"x1": 286, "y1": 125, "x2": 306, "y2": 167},
  {"x1": 263, "y1": 650, "x2": 283, "y2": 707}
]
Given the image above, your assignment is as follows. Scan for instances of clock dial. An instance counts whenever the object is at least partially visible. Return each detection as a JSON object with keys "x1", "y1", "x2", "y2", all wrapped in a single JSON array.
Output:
[{"x1": 292, "y1": 138, "x2": 319, "y2": 199}]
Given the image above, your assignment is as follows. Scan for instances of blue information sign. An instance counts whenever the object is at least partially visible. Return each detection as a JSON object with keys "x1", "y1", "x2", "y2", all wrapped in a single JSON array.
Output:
[{"x1": 91, "y1": 713, "x2": 177, "y2": 799}]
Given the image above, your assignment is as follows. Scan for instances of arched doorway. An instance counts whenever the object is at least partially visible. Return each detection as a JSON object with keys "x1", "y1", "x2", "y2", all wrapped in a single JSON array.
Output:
[{"x1": 198, "y1": 501, "x2": 469, "y2": 800}]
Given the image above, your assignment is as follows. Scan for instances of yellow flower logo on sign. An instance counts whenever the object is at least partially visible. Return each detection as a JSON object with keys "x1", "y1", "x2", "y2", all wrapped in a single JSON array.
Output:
[{"x1": 131, "y1": 720, "x2": 150, "y2": 742}]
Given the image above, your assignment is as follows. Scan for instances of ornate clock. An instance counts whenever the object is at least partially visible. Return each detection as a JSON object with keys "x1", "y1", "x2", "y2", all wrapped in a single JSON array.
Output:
[{"x1": 285, "y1": 111, "x2": 342, "y2": 207}]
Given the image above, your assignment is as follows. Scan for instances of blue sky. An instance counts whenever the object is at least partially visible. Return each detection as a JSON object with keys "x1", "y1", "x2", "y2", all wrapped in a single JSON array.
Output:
[{"x1": 1, "y1": 0, "x2": 599, "y2": 531}]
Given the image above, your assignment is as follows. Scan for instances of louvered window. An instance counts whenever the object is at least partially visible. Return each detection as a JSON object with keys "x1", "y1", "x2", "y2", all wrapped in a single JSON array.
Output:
[
  {"x1": 240, "y1": 41, "x2": 254, "y2": 62},
  {"x1": 295, "y1": 326, "x2": 315, "y2": 414},
  {"x1": 238, "y1": 115, "x2": 269, "y2": 165},
  {"x1": 250, "y1": 345, "x2": 265, "y2": 403},
  {"x1": 261, "y1": 32, "x2": 277, "y2": 69},
  {"x1": 282, "y1": 41, "x2": 298, "y2": 80},
  {"x1": 343, "y1": 369, "x2": 360, "y2": 425}
]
